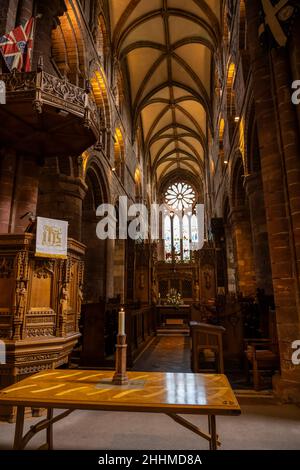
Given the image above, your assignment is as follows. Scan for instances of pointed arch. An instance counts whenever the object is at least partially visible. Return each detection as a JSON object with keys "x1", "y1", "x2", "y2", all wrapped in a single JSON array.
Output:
[{"x1": 51, "y1": 0, "x2": 87, "y2": 86}]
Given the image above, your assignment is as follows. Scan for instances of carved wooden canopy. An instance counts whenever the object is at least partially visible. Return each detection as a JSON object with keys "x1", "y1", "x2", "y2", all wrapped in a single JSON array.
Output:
[{"x1": 0, "y1": 70, "x2": 99, "y2": 158}]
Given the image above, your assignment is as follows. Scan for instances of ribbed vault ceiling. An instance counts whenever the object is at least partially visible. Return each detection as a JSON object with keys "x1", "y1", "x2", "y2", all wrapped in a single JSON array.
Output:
[{"x1": 110, "y1": 0, "x2": 221, "y2": 185}]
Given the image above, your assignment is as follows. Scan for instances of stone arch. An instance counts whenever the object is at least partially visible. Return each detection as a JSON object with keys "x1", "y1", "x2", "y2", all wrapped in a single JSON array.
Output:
[
  {"x1": 222, "y1": 2, "x2": 230, "y2": 50},
  {"x1": 219, "y1": 117, "x2": 226, "y2": 170},
  {"x1": 239, "y1": 0, "x2": 246, "y2": 50},
  {"x1": 94, "y1": 14, "x2": 110, "y2": 69},
  {"x1": 113, "y1": 64, "x2": 125, "y2": 112},
  {"x1": 227, "y1": 62, "x2": 236, "y2": 119},
  {"x1": 51, "y1": 0, "x2": 87, "y2": 86},
  {"x1": 112, "y1": 198, "x2": 126, "y2": 304},
  {"x1": 230, "y1": 152, "x2": 246, "y2": 209},
  {"x1": 82, "y1": 161, "x2": 109, "y2": 303},
  {"x1": 245, "y1": 104, "x2": 274, "y2": 297},
  {"x1": 229, "y1": 153, "x2": 256, "y2": 296},
  {"x1": 134, "y1": 167, "x2": 142, "y2": 201},
  {"x1": 113, "y1": 128, "x2": 125, "y2": 183},
  {"x1": 90, "y1": 64, "x2": 112, "y2": 150},
  {"x1": 246, "y1": 105, "x2": 261, "y2": 174}
]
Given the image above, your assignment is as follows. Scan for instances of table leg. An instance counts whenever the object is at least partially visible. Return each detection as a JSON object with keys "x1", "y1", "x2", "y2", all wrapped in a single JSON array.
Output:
[
  {"x1": 46, "y1": 408, "x2": 54, "y2": 450},
  {"x1": 208, "y1": 415, "x2": 217, "y2": 450},
  {"x1": 13, "y1": 406, "x2": 25, "y2": 450}
]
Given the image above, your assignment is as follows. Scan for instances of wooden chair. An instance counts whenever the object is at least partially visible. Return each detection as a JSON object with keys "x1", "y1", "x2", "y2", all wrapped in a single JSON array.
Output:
[
  {"x1": 244, "y1": 338, "x2": 279, "y2": 390},
  {"x1": 190, "y1": 322, "x2": 225, "y2": 374}
]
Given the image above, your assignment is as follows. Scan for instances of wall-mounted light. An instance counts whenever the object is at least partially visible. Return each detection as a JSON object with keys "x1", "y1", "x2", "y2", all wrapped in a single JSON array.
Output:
[{"x1": 234, "y1": 116, "x2": 240, "y2": 123}]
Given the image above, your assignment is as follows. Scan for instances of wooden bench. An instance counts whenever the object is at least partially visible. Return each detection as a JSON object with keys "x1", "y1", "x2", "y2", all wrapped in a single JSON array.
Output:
[
  {"x1": 190, "y1": 322, "x2": 226, "y2": 374},
  {"x1": 244, "y1": 338, "x2": 279, "y2": 390}
]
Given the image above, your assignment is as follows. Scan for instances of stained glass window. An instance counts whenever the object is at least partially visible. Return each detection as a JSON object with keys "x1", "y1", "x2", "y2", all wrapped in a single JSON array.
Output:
[
  {"x1": 163, "y1": 182, "x2": 199, "y2": 261},
  {"x1": 182, "y1": 215, "x2": 190, "y2": 261},
  {"x1": 164, "y1": 215, "x2": 172, "y2": 261},
  {"x1": 191, "y1": 214, "x2": 199, "y2": 250},
  {"x1": 165, "y1": 182, "x2": 196, "y2": 211},
  {"x1": 173, "y1": 215, "x2": 181, "y2": 261}
]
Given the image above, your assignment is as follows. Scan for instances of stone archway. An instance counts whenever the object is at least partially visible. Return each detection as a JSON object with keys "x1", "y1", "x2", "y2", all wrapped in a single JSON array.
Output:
[
  {"x1": 245, "y1": 116, "x2": 273, "y2": 296},
  {"x1": 112, "y1": 201, "x2": 126, "y2": 304},
  {"x1": 82, "y1": 163, "x2": 108, "y2": 303},
  {"x1": 230, "y1": 153, "x2": 256, "y2": 297}
]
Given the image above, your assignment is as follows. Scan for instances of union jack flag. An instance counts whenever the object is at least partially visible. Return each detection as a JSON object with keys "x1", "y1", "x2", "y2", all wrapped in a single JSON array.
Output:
[{"x1": 0, "y1": 17, "x2": 35, "y2": 72}]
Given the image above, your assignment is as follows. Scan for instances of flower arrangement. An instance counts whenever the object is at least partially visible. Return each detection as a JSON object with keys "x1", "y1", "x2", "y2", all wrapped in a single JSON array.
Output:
[{"x1": 166, "y1": 288, "x2": 182, "y2": 306}]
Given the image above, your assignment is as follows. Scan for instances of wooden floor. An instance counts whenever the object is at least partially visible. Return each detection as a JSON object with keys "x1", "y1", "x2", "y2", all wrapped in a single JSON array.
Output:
[{"x1": 133, "y1": 336, "x2": 192, "y2": 373}]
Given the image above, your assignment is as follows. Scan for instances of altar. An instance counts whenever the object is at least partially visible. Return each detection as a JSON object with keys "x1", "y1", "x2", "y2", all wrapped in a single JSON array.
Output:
[{"x1": 157, "y1": 305, "x2": 191, "y2": 326}]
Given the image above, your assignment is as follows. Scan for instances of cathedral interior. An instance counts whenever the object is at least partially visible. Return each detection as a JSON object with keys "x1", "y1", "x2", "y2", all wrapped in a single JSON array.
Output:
[{"x1": 0, "y1": 0, "x2": 300, "y2": 453}]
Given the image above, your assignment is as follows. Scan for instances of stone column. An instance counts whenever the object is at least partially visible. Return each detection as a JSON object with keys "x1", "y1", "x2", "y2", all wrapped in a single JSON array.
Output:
[
  {"x1": 0, "y1": 151, "x2": 40, "y2": 234},
  {"x1": 113, "y1": 239, "x2": 125, "y2": 304},
  {"x1": 289, "y1": 20, "x2": 300, "y2": 135},
  {"x1": 106, "y1": 238, "x2": 115, "y2": 299},
  {"x1": 246, "y1": 0, "x2": 300, "y2": 402},
  {"x1": 32, "y1": 0, "x2": 66, "y2": 74},
  {"x1": 0, "y1": 149, "x2": 16, "y2": 233},
  {"x1": 12, "y1": 154, "x2": 40, "y2": 233},
  {"x1": 37, "y1": 158, "x2": 87, "y2": 241},
  {"x1": 230, "y1": 207, "x2": 256, "y2": 297},
  {"x1": 82, "y1": 210, "x2": 107, "y2": 302},
  {"x1": 0, "y1": 0, "x2": 18, "y2": 35},
  {"x1": 16, "y1": 0, "x2": 33, "y2": 24},
  {"x1": 245, "y1": 173, "x2": 273, "y2": 295}
]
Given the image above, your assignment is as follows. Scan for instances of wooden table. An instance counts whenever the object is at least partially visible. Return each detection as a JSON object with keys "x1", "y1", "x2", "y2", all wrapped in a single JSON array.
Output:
[{"x1": 0, "y1": 370, "x2": 240, "y2": 450}]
